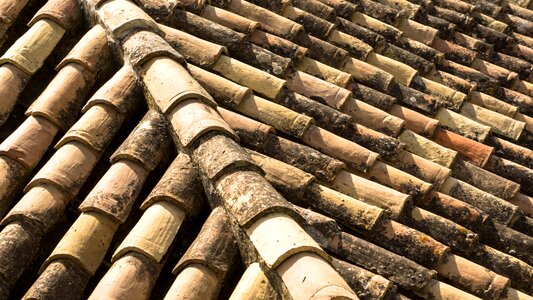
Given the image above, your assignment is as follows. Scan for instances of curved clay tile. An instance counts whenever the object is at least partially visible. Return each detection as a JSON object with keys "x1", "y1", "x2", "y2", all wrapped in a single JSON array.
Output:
[
  {"x1": 0, "y1": 64, "x2": 29, "y2": 125},
  {"x1": 27, "y1": 0, "x2": 82, "y2": 30},
  {"x1": 0, "y1": 19, "x2": 65, "y2": 75},
  {"x1": 200, "y1": 5, "x2": 260, "y2": 34},
  {"x1": 389, "y1": 104, "x2": 440, "y2": 136},
  {"x1": 434, "y1": 108, "x2": 492, "y2": 143},
  {"x1": 228, "y1": 263, "x2": 277, "y2": 300}
]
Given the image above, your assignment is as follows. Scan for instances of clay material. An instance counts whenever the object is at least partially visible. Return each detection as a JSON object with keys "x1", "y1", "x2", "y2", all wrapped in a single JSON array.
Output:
[
  {"x1": 114, "y1": 201, "x2": 185, "y2": 262},
  {"x1": 142, "y1": 56, "x2": 215, "y2": 114},
  {"x1": 173, "y1": 207, "x2": 238, "y2": 278},
  {"x1": 0, "y1": 19, "x2": 65, "y2": 74},
  {"x1": 56, "y1": 25, "x2": 110, "y2": 73},
  {"x1": 26, "y1": 141, "x2": 99, "y2": 197},
  {"x1": 79, "y1": 160, "x2": 149, "y2": 223},
  {"x1": 97, "y1": 0, "x2": 162, "y2": 40},
  {"x1": 45, "y1": 212, "x2": 118, "y2": 275}
]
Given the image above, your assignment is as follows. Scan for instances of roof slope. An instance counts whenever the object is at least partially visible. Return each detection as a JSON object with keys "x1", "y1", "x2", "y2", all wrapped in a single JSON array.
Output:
[{"x1": 0, "y1": 0, "x2": 531, "y2": 299}]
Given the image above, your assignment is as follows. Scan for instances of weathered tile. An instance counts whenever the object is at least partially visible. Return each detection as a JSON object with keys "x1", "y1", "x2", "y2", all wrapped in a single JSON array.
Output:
[
  {"x1": 217, "y1": 107, "x2": 275, "y2": 148},
  {"x1": 233, "y1": 42, "x2": 292, "y2": 76},
  {"x1": 248, "y1": 149, "x2": 314, "y2": 199},
  {"x1": 142, "y1": 153, "x2": 204, "y2": 216},
  {"x1": 341, "y1": 122, "x2": 403, "y2": 158},
  {"x1": 379, "y1": 43, "x2": 435, "y2": 75},
  {"x1": 410, "y1": 76, "x2": 465, "y2": 110},
  {"x1": 28, "y1": 0, "x2": 81, "y2": 30},
  {"x1": 342, "y1": 57, "x2": 395, "y2": 93},
  {"x1": 365, "y1": 52, "x2": 418, "y2": 86},
  {"x1": 174, "y1": 207, "x2": 238, "y2": 278},
  {"x1": 0, "y1": 0, "x2": 29, "y2": 25},
  {"x1": 0, "y1": 64, "x2": 29, "y2": 125},
  {"x1": 165, "y1": 264, "x2": 221, "y2": 300},
  {"x1": 485, "y1": 155, "x2": 533, "y2": 196},
  {"x1": 0, "y1": 116, "x2": 58, "y2": 170},
  {"x1": 24, "y1": 259, "x2": 90, "y2": 300},
  {"x1": 335, "y1": 17, "x2": 387, "y2": 48},
  {"x1": 83, "y1": 66, "x2": 140, "y2": 115},
  {"x1": 451, "y1": 32, "x2": 493, "y2": 59},
  {"x1": 328, "y1": 29, "x2": 373, "y2": 60},
  {"x1": 57, "y1": 104, "x2": 123, "y2": 152},
  {"x1": 79, "y1": 160, "x2": 149, "y2": 223},
  {"x1": 343, "y1": 98, "x2": 405, "y2": 136},
  {"x1": 168, "y1": 99, "x2": 236, "y2": 147},
  {"x1": 226, "y1": 0, "x2": 303, "y2": 39},
  {"x1": 142, "y1": 57, "x2": 215, "y2": 113},
  {"x1": 247, "y1": 212, "x2": 326, "y2": 269},
  {"x1": 389, "y1": 104, "x2": 439, "y2": 136},
  {"x1": 403, "y1": 206, "x2": 477, "y2": 254},
  {"x1": 438, "y1": 59, "x2": 498, "y2": 94},
  {"x1": 26, "y1": 141, "x2": 99, "y2": 197},
  {"x1": 452, "y1": 158, "x2": 520, "y2": 200},
  {"x1": 398, "y1": 19, "x2": 438, "y2": 45},
  {"x1": 437, "y1": 254, "x2": 510, "y2": 299},
  {"x1": 259, "y1": 133, "x2": 346, "y2": 182},
  {"x1": 293, "y1": 33, "x2": 349, "y2": 68},
  {"x1": 0, "y1": 156, "x2": 27, "y2": 217},
  {"x1": 350, "y1": 82, "x2": 397, "y2": 111},
  {"x1": 276, "y1": 90, "x2": 350, "y2": 134},
  {"x1": 399, "y1": 37, "x2": 445, "y2": 64},
  {"x1": 214, "y1": 170, "x2": 296, "y2": 227},
  {"x1": 471, "y1": 58, "x2": 518, "y2": 87},
  {"x1": 390, "y1": 83, "x2": 439, "y2": 114},
  {"x1": 440, "y1": 177, "x2": 520, "y2": 225},
  {"x1": 56, "y1": 25, "x2": 110, "y2": 74},
  {"x1": 332, "y1": 258, "x2": 394, "y2": 300},
  {"x1": 161, "y1": 25, "x2": 226, "y2": 68},
  {"x1": 282, "y1": 6, "x2": 334, "y2": 39},
  {"x1": 297, "y1": 57, "x2": 351, "y2": 88},
  {"x1": 188, "y1": 65, "x2": 250, "y2": 108},
  {"x1": 492, "y1": 52, "x2": 532, "y2": 80},
  {"x1": 509, "y1": 193, "x2": 533, "y2": 218},
  {"x1": 304, "y1": 183, "x2": 384, "y2": 231},
  {"x1": 357, "y1": 0, "x2": 402, "y2": 24},
  {"x1": 0, "y1": 221, "x2": 40, "y2": 293},
  {"x1": 277, "y1": 252, "x2": 357, "y2": 299},
  {"x1": 201, "y1": 5, "x2": 259, "y2": 34},
  {"x1": 212, "y1": 55, "x2": 286, "y2": 100},
  {"x1": 431, "y1": 37, "x2": 477, "y2": 66},
  {"x1": 399, "y1": 130, "x2": 457, "y2": 168},
  {"x1": 249, "y1": 29, "x2": 308, "y2": 62},
  {"x1": 237, "y1": 94, "x2": 313, "y2": 138},
  {"x1": 193, "y1": 133, "x2": 256, "y2": 182},
  {"x1": 468, "y1": 91, "x2": 518, "y2": 117},
  {"x1": 419, "y1": 190, "x2": 488, "y2": 230},
  {"x1": 419, "y1": 280, "x2": 481, "y2": 300},
  {"x1": 168, "y1": 9, "x2": 246, "y2": 51},
  {"x1": 460, "y1": 103, "x2": 526, "y2": 141},
  {"x1": 114, "y1": 201, "x2": 185, "y2": 262},
  {"x1": 229, "y1": 263, "x2": 277, "y2": 300},
  {"x1": 291, "y1": 0, "x2": 336, "y2": 21},
  {"x1": 487, "y1": 135, "x2": 533, "y2": 169},
  {"x1": 0, "y1": 19, "x2": 65, "y2": 74},
  {"x1": 351, "y1": 12, "x2": 403, "y2": 42},
  {"x1": 435, "y1": 108, "x2": 491, "y2": 142},
  {"x1": 46, "y1": 212, "x2": 118, "y2": 275},
  {"x1": 2, "y1": 183, "x2": 67, "y2": 231},
  {"x1": 98, "y1": 0, "x2": 162, "y2": 40},
  {"x1": 173, "y1": 0, "x2": 207, "y2": 13},
  {"x1": 425, "y1": 69, "x2": 475, "y2": 94},
  {"x1": 122, "y1": 30, "x2": 184, "y2": 67},
  {"x1": 480, "y1": 220, "x2": 533, "y2": 265},
  {"x1": 88, "y1": 252, "x2": 161, "y2": 300},
  {"x1": 26, "y1": 63, "x2": 96, "y2": 131},
  {"x1": 331, "y1": 231, "x2": 437, "y2": 291},
  {"x1": 286, "y1": 70, "x2": 351, "y2": 110},
  {"x1": 433, "y1": 128, "x2": 494, "y2": 167},
  {"x1": 378, "y1": 0, "x2": 420, "y2": 18},
  {"x1": 366, "y1": 218, "x2": 450, "y2": 268},
  {"x1": 324, "y1": 170, "x2": 410, "y2": 219},
  {"x1": 302, "y1": 124, "x2": 379, "y2": 172},
  {"x1": 515, "y1": 112, "x2": 533, "y2": 134},
  {"x1": 497, "y1": 87, "x2": 533, "y2": 115},
  {"x1": 388, "y1": 150, "x2": 451, "y2": 187},
  {"x1": 110, "y1": 110, "x2": 169, "y2": 171},
  {"x1": 360, "y1": 161, "x2": 433, "y2": 202},
  {"x1": 513, "y1": 79, "x2": 533, "y2": 97}
]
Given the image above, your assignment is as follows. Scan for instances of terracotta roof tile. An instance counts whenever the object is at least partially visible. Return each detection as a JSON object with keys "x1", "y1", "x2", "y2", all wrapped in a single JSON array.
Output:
[{"x1": 0, "y1": 0, "x2": 532, "y2": 298}]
